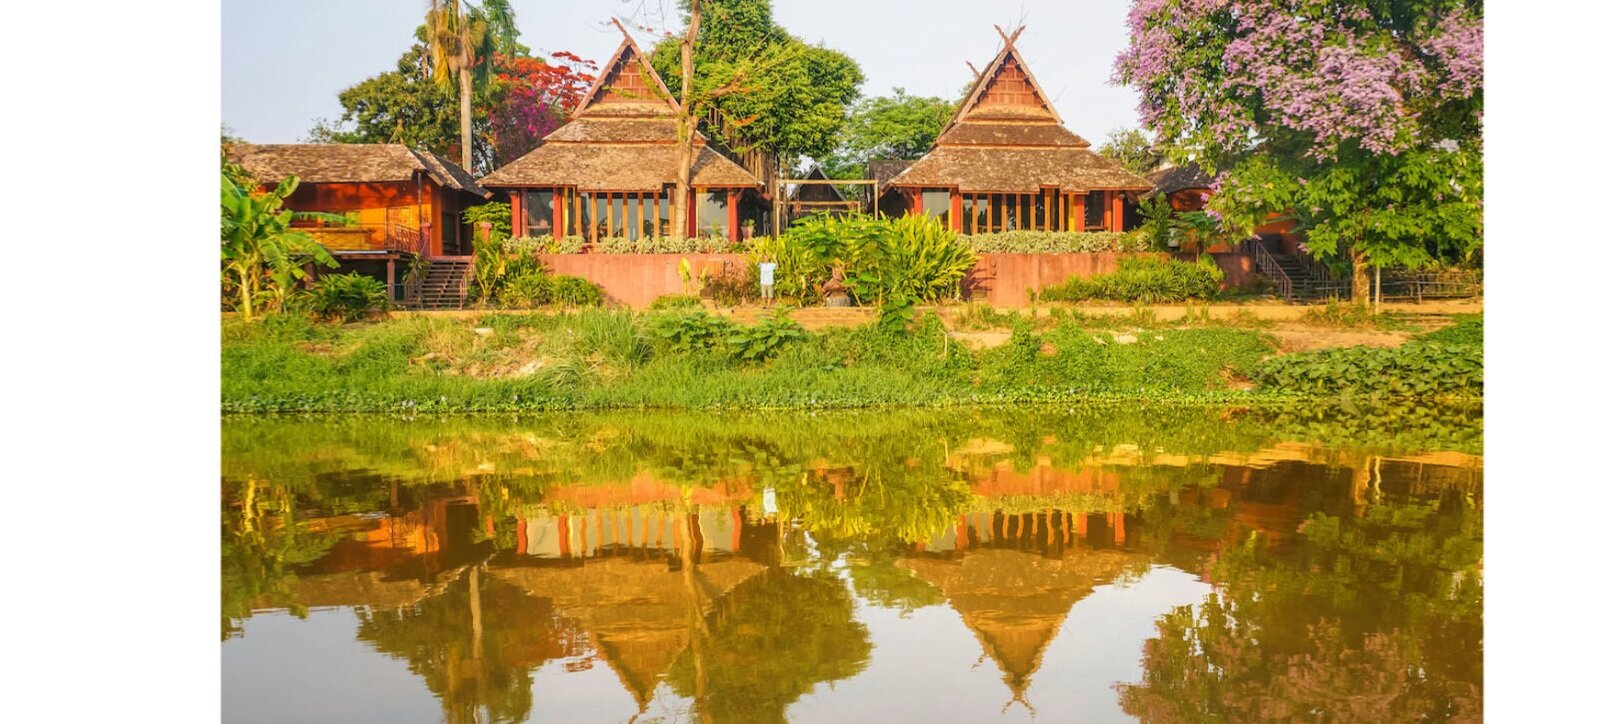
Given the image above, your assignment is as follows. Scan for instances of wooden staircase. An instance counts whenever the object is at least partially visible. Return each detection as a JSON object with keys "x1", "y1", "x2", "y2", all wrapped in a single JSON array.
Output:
[
  {"x1": 1242, "y1": 239, "x2": 1337, "y2": 301},
  {"x1": 408, "y1": 258, "x2": 473, "y2": 310}
]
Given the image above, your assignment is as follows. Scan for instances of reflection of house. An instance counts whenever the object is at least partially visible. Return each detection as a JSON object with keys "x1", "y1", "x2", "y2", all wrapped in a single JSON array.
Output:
[
  {"x1": 884, "y1": 28, "x2": 1152, "y2": 234},
  {"x1": 490, "y1": 509, "x2": 775, "y2": 712},
  {"x1": 480, "y1": 25, "x2": 764, "y2": 243}
]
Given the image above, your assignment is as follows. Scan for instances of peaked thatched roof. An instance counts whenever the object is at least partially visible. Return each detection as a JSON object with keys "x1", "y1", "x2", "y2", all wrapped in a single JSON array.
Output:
[
  {"x1": 868, "y1": 159, "x2": 914, "y2": 189},
  {"x1": 480, "y1": 25, "x2": 761, "y2": 192},
  {"x1": 886, "y1": 29, "x2": 1151, "y2": 195},
  {"x1": 225, "y1": 143, "x2": 490, "y2": 197}
]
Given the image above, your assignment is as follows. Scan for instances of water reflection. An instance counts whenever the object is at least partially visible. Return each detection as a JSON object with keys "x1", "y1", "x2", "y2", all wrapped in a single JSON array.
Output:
[{"x1": 221, "y1": 405, "x2": 1482, "y2": 722}]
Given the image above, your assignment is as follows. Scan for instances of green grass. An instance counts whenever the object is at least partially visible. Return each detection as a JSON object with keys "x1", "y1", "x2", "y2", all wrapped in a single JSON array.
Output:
[{"x1": 222, "y1": 310, "x2": 1484, "y2": 412}]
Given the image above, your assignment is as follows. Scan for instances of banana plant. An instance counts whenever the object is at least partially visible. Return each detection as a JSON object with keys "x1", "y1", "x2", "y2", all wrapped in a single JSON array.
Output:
[{"x1": 221, "y1": 173, "x2": 339, "y2": 320}]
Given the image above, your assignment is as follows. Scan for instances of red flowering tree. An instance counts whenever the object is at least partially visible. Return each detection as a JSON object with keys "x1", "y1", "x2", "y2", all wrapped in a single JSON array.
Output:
[
  {"x1": 1114, "y1": 1, "x2": 1484, "y2": 301},
  {"x1": 486, "y1": 51, "x2": 597, "y2": 166}
]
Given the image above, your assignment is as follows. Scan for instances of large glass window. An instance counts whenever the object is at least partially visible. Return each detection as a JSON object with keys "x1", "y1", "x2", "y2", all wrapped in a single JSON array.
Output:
[
  {"x1": 697, "y1": 189, "x2": 730, "y2": 237},
  {"x1": 525, "y1": 190, "x2": 554, "y2": 237},
  {"x1": 921, "y1": 189, "x2": 951, "y2": 225},
  {"x1": 1085, "y1": 191, "x2": 1107, "y2": 230}
]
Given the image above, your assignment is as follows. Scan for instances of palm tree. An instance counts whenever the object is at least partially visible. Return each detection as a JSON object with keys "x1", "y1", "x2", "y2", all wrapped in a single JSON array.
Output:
[{"x1": 425, "y1": 1, "x2": 520, "y2": 171}]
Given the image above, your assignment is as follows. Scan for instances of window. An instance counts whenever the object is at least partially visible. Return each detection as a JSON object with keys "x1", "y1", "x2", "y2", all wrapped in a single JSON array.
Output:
[
  {"x1": 697, "y1": 189, "x2": 730, "y2": 237},
  {"x1": 921, "y1": 189, "x2": 951, "y2": 225},
  {"x1": 1085, "y1": 191, "x2": 1106, "y2": 231},
  {"x1": 959, "y1": 191, "x2": 1064, "y2": 234},
  {"x1": 525, "y1": 190, "x2": 555, "y2": 237}
]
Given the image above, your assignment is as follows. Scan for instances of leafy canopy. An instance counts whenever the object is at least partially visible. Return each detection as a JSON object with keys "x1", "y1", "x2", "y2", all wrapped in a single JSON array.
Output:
[{"x1": 815, "y1": 89, "x2": 955, "y2": 179}]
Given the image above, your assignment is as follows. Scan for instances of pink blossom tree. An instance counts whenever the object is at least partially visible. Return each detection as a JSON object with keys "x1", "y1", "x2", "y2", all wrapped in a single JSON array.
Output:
[{"x1": 1115, "y1": 1, "x2": 1483, "y2": 302}]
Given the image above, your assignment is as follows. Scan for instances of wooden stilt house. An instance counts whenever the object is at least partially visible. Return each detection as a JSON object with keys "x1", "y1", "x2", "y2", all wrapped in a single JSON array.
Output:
[
  {"x1": 479, "y1": 26, "x2": 764, "y2": 243},
  {"x1": 884, "y1": 27, "x2": 1153, "y2": 234}
]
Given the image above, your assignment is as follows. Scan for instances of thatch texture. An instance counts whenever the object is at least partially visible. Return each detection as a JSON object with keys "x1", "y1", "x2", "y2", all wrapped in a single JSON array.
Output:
[
  {"x1": 868, "y1": 159, "x2": 915, "y2": 189},
  {"x1": 937, "y1": 123, "x2": 1090, "y2": 148},
  {"x1": 226, "y1": 143, "x2": 489, "y2": 197},
  {"x1": 480, "y1": 144, "x2": 760, "y2": 191},
  {"x1": 889, "y1": 146, "x2": 1153, "y2": 194},
  {"x1": 1149, "y1": 164, "x2": 1216, "y2": 195}
]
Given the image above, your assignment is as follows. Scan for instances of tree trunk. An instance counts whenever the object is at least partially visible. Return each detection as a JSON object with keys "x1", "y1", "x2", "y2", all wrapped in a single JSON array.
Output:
[
  {"x1": 238, "y1": 267, "x2": 255, "y2": 321},
  {"x1": 1350, "y1": 247, "x2": 1371, "y2": 305},
  {"x1": 672, "y1": 2, "x2": 702, "y2": 242},
  {"x1": 458, "y1": 64, "x2": 474, "y2": 171}
]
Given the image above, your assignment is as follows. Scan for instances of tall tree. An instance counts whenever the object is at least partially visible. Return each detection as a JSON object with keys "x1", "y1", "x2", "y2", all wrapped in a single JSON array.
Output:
[
  {"x1": 1114, "y1": 1, "x2": 1484, "y2": 302},
  {"x1": 425, "y1": 1, "x2": 504, "y2": 170},
  {"x1": 1097, "y1": 128, "x2": 1161, "y2": 177},
  {"x1": 815, "y1": 89, "x2": 954, "y2": 179}
]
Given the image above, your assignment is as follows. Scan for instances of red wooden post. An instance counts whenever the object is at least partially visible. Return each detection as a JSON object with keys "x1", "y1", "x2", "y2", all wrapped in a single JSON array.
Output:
[
  {"x1": 1074, "y1": 194, "x2": 1086, "y2": 232},
  {"x1": 385, "y1": 257, "x2": 396, "y2": 304},
  {"x1": 949, "y1": 189, "x2": 963, "y2": 232},
  {"x1": 553, "y1": 188, "x2": 564, "y2": 240},
  {"x1": 728, "y1": 189, "x2": 740, "y2": 242},
  {"x1": 909, "y1": 189, "x2": 923, "y2": 216},
  {"x1": 1111, "y1": 191, "x2": 1125, "y2": 232},
  {"x1": 510, "y1": 192, "x2": 524, "y2": 241},
  {"x1": 516, "y1": 516, "x2": 528, "y2": 555}
]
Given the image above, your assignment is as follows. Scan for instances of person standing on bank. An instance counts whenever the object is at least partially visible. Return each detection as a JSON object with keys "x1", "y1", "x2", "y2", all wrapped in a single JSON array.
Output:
[{"x1": 758, "y1": 259, "x2": 777, "y2": 304}]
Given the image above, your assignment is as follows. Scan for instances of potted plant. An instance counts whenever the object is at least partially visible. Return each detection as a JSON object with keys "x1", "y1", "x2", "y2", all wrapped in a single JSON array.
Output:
[{"x1": 742, "y1": 218, "x2": 756, "y2": 240}]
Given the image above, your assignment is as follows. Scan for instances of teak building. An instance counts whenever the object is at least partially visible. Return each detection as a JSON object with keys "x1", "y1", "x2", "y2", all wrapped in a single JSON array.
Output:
[
  {"x1": 885, "y1": 28, "x2": 1153, "y2": 234},
  {"x1": 480, "y1": 28, "x2": 764, "y2": 242}
]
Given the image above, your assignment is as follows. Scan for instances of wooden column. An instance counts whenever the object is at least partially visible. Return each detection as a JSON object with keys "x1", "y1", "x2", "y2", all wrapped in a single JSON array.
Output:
[
  {"x1": 385, "y1": 257, "x2": 396, "y2": 304},
  {"x1": 516, "y1": 516, "x2": 528, "y2": 555},
  {"x1": 1111, "y1": 191, "x2": 1125, "y2": 232},
  {"x1": 909, "y1": 189, "x2": 923, "y2": 216},
  {"x1": 510, "y1": 191, "x2": 524, "y2": 241},
  {"x1": 553, "y1": 188, "x2": 565, "y2": 240},
  {"x1": 949, "y1": 190, "x2": 963, "y2": 232},
  {"x1": 1073, "y1": 194, "x2": 1085, "y2": 232},
  {"x1": 728, "y1": 189, "x2": 740, "y2": 241}
]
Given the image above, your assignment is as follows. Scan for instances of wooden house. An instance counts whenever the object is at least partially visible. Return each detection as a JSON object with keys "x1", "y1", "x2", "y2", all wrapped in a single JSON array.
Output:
[
  {"x1": 884, "y1": 28, "x2": 1153, "y2": 234},
  {"x1": 226, "y1": 143, "x2": 490, "y2": 258},
  {"x1": 479, "y1": 27, "x2": 765, "y2": 243}
]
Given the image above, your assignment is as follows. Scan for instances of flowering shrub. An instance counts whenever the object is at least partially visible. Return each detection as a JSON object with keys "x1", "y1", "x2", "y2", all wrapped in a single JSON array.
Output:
[
  {"x1": 504, "y1": 235, "x2": 587, "y2": 255},
  {"x1": 961, "y1": 231, "x2": 1150, "y2": 254}
]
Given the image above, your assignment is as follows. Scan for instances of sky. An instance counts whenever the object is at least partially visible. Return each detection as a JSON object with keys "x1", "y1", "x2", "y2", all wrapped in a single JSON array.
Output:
[{"x1": 222, "y1": 0, "x2": 1144, "y2": 148}]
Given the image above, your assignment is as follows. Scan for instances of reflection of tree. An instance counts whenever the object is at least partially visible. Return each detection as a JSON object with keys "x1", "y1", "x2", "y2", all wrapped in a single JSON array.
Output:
[
  {"x1": 668, "y1": 568, "x2": 873, "y2": 724},
  {"x1": 1119, "y1": 494, "x2": 1483, "y2": 721},
  {"x1": 355, "y1": 569, "x2": 584, "y2": 724},
  {"x1": 221, "y1": 477, "x2": 340, "y2": 639}
]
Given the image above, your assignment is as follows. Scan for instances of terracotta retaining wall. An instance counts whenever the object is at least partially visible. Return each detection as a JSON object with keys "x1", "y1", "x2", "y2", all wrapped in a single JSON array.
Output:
[{"x1": 536, "y1": 251, "x2": 1257, "y2": 309}]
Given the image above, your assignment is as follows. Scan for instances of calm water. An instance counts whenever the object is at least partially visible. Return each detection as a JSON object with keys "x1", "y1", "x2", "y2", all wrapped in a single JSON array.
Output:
[{"x1": 221, "y1": 406, "x2": 1483, "y2": 723}]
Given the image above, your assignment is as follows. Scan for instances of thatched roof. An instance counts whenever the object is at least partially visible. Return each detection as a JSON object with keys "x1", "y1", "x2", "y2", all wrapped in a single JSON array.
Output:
[
  {"x1": 788, "y1": 166, "x2": 847, "y2": 202},
  {"x1": 225, "y1": 143, "x2": 490, "y2": 197},
  {"x1": 479, "y1": 25, "x2": 761, "y2": 192},
  {"x1": 868, "y1": 159, "x2": 914, "y2": 189},
  {"x1": 1149, "y1": 164, "x2": 1216, "y2": 195},
  {"x1": 891, "y1": 146, "x2": 1153, "y2": 194},
  {"x1": 886, "y1": 29, "x2": 1150, "y2": 195}
]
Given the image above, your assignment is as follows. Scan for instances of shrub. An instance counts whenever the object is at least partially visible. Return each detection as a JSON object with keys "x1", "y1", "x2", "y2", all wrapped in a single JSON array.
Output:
[
  {"x1": 498, "y1": 270, "x2": 552, "y2": 308},
  {"x1": 309, "y1": 272, "x2": 389, "y2": 322},
  {"x1": 1254, "y1": 341, "x2": 1482, "y2": 398},
  {"x1": 505, "y1": 235, "x2": 586, "y2": 255},
  {"x1": 649, "y1": 310, "x2": 738, "y2": 355},
  {"x1": 462, "y1": 202, "x2": 512, "y2": 241},
  {"x1": 961, "y1": 230, "x2": 1150, "y2": 254},
  {"x1": 1039, "y1": 255, "x2": 1224, "y2": 303},
  {"x1": 726, "y1": 310, "x2": 807, "y2": 363},
  {"x1": 755, "y1": 214, "x2": 976, "y2": 311},
  {"x1": 650, "y1": 294, "x2": 704, "y2": 311},
  {"x1": 701, "y1": 265, "x2": 760, "y2": 307},
  {"x1": 547, "y1": 275, "x2": 605, "y2": 307},
  {"x1": 593, "y1": 236, "x2": 739, "y2": 254}
]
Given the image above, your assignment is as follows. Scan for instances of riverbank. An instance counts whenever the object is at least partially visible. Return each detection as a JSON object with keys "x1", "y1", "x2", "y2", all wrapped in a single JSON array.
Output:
[{"x1": 222, "y1": 304, "x2": 1482, "y2": 413}]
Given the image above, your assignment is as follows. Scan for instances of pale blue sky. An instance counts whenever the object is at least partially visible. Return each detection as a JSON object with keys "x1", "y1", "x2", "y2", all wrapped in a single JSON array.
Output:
[{"x1": 222, "y1": 0, "x2": 1143, "y2": 148}]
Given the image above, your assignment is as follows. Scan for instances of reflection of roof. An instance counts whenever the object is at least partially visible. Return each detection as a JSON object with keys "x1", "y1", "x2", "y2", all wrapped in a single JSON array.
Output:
[
  {"x1": 254, "y1": 569, "x2": 452, "y2": 611},
  {"x1": 488, "y1": 556, "x2": 766, "y2": 708},
  {"x1": 903, "y1": 547, "x2": 1145, "y2": 699}
]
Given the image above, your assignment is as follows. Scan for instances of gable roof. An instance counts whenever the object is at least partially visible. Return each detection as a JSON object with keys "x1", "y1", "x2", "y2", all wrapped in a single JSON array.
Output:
[
  {"x1": 886, "y1": 27, "x2": 1152, "y2": 195},
  {"x1": 479, "y1": 22, "x2": 762, "y2": 192},
  {"x1": 225, "y1": 143, "x2": 491, "y2": 197},
  {"x1": 1148, "y1": 164, "x2": 1216, "y2": 196}
]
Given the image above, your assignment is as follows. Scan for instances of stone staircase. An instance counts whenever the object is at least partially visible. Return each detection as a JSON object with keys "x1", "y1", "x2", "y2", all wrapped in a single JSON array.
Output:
[{"x1": 408, "y1": 258, "x2": 473, "y2": 310}]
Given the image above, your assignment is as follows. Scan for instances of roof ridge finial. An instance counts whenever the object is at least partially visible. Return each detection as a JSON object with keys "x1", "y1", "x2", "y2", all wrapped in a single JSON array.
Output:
[
  {"x1": 994, "y1": 24, "x2": 1026, "y2": 48},
  {"x1": 609, "y1": 16, "x2": 634, "y2": 42}
]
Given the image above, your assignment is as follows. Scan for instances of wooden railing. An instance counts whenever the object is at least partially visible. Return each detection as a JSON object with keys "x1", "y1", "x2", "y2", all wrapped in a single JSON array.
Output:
[
  {"x1": 1242, "y1": 238, "x2": 1294, "y2": 300},
  {"x1": 300, "y1": 223, "x2": 425, "y2": 255}
]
